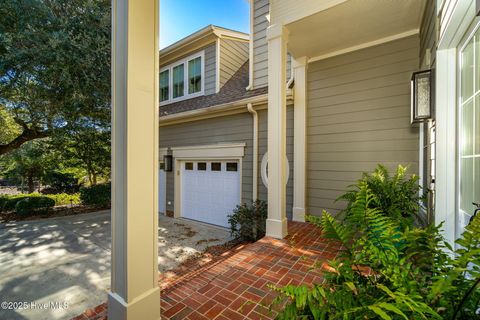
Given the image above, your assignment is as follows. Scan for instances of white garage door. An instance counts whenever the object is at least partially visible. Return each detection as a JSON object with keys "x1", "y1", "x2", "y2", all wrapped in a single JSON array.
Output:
[{"x1": 181, "y1": 160, "x2": 240, "y2": 227}]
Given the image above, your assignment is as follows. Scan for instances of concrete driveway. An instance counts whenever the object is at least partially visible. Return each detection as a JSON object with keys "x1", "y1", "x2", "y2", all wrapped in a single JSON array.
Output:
[{"x1": 0, "y1": 211, "x2": 231, "y2": 320}]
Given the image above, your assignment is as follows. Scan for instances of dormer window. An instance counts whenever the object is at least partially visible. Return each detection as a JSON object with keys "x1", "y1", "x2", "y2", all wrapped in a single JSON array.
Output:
[
  {"x1": 160, "y1": 70, "x2": 169, "y2": 102},
  {"x1": 188, "y1": 56, "x2": 202, "y2": 94},
  {"x1": 172, "y1": 64, "x2": 184, "y2": 98},
  {"x1": 160, "y1": 51, "x2": 204, "y2": 104}
]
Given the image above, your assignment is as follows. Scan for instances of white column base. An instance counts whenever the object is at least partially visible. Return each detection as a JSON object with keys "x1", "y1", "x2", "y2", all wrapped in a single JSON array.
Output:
[
  {"x1": 266, "y1": 217, "x2": 288, "y2": 239},
  {"x1": 108, "y1": 287, "x2": 160, "y2": 320},
  {"x1": 292, "y1": 207, "x2": 306, "y2": 222}
]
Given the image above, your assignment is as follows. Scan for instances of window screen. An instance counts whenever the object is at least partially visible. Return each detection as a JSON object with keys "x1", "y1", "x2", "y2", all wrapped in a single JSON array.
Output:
[
  {"x1": 172, "y1": 64, "x2": 184, "y2": 98},
  {"x1": 188, "y1": 56, "x2": 201, "y2": 94},
  {"x1": 160, "y1": 70, "x2": 169, "y2": 101}
]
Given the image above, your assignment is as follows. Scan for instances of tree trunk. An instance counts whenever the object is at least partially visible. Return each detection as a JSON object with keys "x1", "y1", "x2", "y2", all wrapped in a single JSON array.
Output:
[
  {"x1": 0, "y1": 127, "x2": 50, "y2": 156},
  {"x1": 92, "y1": 172, "x2": 97, "y2": 185},
  {"x1": 27, "y1": 174, "x2": 34, "y2": 194}
]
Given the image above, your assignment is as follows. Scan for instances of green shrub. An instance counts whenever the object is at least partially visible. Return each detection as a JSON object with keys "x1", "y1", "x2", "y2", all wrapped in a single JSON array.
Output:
[
  {"x1": 338, "y1": 164, "x2": 425, "y2": 228},
  {"x1": 272, "y1": 181, "x2": 480, "y2": 320},
  {"x1": 42, "y1": 171, "x2": 80, "y2": 193},
  {"x1": 0, "y1": 195, "x2": 8, "y2": 213},
  {"x1": 0, "y1": 193, "x2": 80, "y2": 212},
  {"x1": 80, "y1": 183, "x2": 111, "y2": 207},
  {"x1": 2, "y1": 194, "x2": 35, "y2": 212},
  {"x1": 47, "y1": 193, "x2": 81, "y2": 206},
  {"x1": 15, "y1": 196, "x2": 55, "y2": 216},
  {"x1": 228, "y1": 200, "x2": 267, "y2": 242}
]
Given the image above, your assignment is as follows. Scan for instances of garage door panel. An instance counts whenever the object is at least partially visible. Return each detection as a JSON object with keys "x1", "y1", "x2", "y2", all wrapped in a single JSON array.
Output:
[{"x1": 181, "y1": 160, "x2": 240, "y2": 227}]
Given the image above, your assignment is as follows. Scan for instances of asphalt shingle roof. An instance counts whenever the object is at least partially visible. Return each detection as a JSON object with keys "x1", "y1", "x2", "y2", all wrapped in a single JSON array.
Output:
[{"x1": 160, "y1": 61, "x2": 267, "y2": 117}]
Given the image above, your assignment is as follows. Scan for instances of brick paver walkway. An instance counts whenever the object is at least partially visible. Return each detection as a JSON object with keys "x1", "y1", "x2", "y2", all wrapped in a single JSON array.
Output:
[{"x1": 74, "y1": 221, "x2": 341, "y2": 320}]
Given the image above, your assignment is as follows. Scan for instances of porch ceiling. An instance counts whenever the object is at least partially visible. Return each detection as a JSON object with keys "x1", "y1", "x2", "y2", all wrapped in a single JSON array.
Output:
[{"x1": 286, "y1": 0, "x2": 426, "y2": 59}]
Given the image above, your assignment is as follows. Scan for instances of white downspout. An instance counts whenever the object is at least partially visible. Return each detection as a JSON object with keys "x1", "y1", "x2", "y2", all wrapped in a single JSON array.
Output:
[{"x1": 247, "y1": 103, "x2": 258, "y2": 201}]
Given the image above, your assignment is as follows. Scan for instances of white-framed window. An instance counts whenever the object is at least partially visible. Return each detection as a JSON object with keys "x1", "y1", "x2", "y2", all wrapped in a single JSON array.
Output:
[
  {"x1": 458, "y1": 22, "x2": 480, "y2": 232},
  {"x1": 160, "y1": 69, "x2": 169, "y2": 102},
  {"x1": 160, "y1": 51, "x2": 204, "y2": 104}
]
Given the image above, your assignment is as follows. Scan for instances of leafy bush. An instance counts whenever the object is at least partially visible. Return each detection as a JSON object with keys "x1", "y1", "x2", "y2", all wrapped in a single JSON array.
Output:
[
  {"x1": 15, "y1": 196, "x2": 55, "y2": 216},
  {"x1": 0, "y1": 193, "x2": 80, "y2": 212},
  {"x1": 338, "y1": 164, "x2": 425, "y2": 227},
  {"x1": 228, "y1": 200, "x2": 267, "y2": 242},
  {"x1": 0, "y1": 195, "x2": 8, "y2": 213},
  {"x1": 47, "y1": 193, "x2": 81, "y2": 206},
  {"x1": 2, "y1": 194, "x2": 33, "y2": 212},
  {"x1": 42, "y1": 171, "x2": 80, "y2": 194},
  {"x1": 80, "y1": 183, "x2": 111, "y2": 207},
  {"x1": 272, "y1": 181, "x2": 480, "y2": 320}
]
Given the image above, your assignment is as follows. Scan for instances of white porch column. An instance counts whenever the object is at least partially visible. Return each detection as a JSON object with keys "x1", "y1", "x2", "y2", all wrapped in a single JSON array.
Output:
[
  {"x1": 292, "y1": 57, "x2": 308, "y2": 222},
  {"x1": 266, "y1": 24, "x2": 289, "y2": 238},
  {"x1": 109, "y1": 1, "x2": 160, "y2": 319}
]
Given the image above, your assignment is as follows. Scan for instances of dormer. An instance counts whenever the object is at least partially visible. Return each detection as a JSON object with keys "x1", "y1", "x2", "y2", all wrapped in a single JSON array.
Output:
[{"x1": 159, "y1": 25, "x2": 249, "y2": 106}]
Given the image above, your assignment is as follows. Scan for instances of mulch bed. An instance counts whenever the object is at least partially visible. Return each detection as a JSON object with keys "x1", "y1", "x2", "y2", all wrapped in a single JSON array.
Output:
[{"x1": 0, "y1": 205, "x2": 109, "y2": 223}]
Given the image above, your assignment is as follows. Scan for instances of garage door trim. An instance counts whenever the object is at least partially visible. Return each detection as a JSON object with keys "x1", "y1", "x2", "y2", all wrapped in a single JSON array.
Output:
[{"x1": 172, "y1": 143, "x2": 245, "y2": 219}]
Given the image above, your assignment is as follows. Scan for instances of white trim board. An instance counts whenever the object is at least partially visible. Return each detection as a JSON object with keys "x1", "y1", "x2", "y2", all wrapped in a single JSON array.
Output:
[
  {"x1": 308, "y1": 29, "x2": 419, "y2": 63},
  {"x1": 171, "y1": 143, "x2": 246, "y2": 159}
]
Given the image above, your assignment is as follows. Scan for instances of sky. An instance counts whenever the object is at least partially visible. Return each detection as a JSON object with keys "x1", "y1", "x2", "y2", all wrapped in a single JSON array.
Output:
[{"x1": 160, "y1": 0, "x2": 250, "y2": 49}]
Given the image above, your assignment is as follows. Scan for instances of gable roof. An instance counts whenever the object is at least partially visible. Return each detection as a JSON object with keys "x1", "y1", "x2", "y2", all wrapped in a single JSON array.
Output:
[
  {"x1": 160, "y1": 25, "x2": 249, "y2": 66},
  {"x1": 160, "y1": 61, "x2": 267, "y2": 117}
]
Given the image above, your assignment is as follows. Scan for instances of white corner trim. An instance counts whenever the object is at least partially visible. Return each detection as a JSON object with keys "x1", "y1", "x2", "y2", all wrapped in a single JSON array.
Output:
[
  {"x1": 171, "y1": 143, "x2": 246, "y2": 159},
  {"x1": 215, "y1": 39, "x2": 221, "y2": 93},
  {"x1": 308, "y1": 29, "x2": 420, "y2": 63}
]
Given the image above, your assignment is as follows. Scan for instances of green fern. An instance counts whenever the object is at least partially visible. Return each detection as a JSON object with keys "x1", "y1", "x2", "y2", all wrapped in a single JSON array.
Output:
[
  {"x1": 338, "y1": 164, "x2": 424, "y2": 228},
  {"x1": 271, "y1": 166, "x2": 480, "y2": 320}
]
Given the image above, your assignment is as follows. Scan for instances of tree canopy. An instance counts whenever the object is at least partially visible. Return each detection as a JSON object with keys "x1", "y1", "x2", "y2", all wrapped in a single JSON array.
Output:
[{"x1": 0, "y1": 0, "x2": 111, "y2": 155}]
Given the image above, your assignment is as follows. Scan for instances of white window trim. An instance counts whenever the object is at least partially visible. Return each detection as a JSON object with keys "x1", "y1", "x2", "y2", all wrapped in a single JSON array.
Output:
[
  {"x1": 456, "y1": 20, "x2": 480, "y2": 239},
  {"x1": 436, "y1": 0, "x2": 479, "y2": 248},
  {"x1": 160, "y1": 50, "x2": 205, "y2": 105}
]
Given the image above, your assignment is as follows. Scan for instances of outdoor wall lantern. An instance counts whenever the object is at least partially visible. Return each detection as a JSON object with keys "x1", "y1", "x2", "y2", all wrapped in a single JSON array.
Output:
[
  {"x1": 411, "y1": 70, "x2": 433, "y2": 123},
  {"x1": 163, "y1": 155, "x2": 173, "y2": 172}
]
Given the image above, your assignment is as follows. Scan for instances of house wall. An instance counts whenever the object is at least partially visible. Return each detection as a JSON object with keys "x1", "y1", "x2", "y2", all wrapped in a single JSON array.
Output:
[
  {"x1": 160, "y1": 42, "x2": 217, "y2": 96},
  {"x1": 419, "y1": 0, "x2": 437, "y2": 221},
  {"x1": 257, "y1": 107, "x2": 294, "y2": 218},
  {"x1": 219, "y1": 39, "x2": 249, "y2": 89},
  {"x1": 204, "y1": 43, "x2": 217, "y2": 95},
  {"x1": 420, "y1": 0, "x2": 437, "y2": 68},
  {"x1": 306, "y1": 35, "x2": 420, "y2": 216},
  {"x1": 159, "y1": 105, "x2": 295, "y2": 219},
  {"x1": 252, "y1": 0, "x2": 269, "y2": 88},
  {"x1": 252, "y1": 0, "x2": 293, "y2": 89}
]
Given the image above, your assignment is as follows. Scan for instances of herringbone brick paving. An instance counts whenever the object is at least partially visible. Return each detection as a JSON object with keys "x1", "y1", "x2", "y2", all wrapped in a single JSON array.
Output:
[{"x1": 73, "y1": 221, "x2": 341, "y2": 320}]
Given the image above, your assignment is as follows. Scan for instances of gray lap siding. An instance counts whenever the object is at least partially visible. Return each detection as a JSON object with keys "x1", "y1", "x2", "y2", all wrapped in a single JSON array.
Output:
[
  {"x1": 159, "y1": 105, "x2": 294, "y2": 219},
  {"x1": 306, "y1": 35, "x2": 420, "y2": 216}
]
